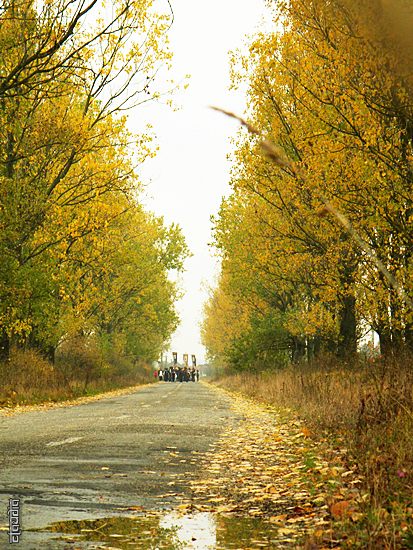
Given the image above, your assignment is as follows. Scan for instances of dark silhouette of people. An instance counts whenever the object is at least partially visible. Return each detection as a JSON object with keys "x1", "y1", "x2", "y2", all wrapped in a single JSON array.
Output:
[{"x1": 154, "y1": 364, "x2": 200, "y2": 383}]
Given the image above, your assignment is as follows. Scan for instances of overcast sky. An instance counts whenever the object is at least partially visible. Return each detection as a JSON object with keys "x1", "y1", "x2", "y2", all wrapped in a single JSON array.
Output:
[{"x1": 137, "y1": 0, "x2": 271, "y2": 364}]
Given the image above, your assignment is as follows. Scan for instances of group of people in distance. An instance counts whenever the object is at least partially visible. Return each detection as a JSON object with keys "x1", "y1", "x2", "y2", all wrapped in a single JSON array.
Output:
[{"x1": 155, "y1": 366, "x2": 200, "y2": 382}]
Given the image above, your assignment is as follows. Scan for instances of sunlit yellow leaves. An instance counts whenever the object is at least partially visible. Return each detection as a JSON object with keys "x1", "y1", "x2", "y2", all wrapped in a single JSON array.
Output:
[
  {"x1": 203, "y1": 0, "x2": 413, "y2": 364},
  {"x1": 0, "y1": 0, "x2": 186, "y2": 360}
]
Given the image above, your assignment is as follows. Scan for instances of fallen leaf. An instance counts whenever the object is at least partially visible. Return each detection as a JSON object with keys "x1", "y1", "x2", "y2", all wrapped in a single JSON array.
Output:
[{"x1": 330, "y1": 500, "x2": 353, "y2": 519}]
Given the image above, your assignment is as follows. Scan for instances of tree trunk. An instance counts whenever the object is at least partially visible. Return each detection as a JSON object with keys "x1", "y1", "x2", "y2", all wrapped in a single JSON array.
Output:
[
  {"x1": 291, "y1": 336, "x2": 306, "y2": 362},
  {"x1": 337, "y1": 294, "x2": 357, "y2": 358},
  {"x1": 377, "y1": 327, "x2": 393, "y2": 357},
  {"x1": 405, "y1": 325, "x2": 413, "y2": 354},
  {"x1": 336, "y1": 240, "x2": 358, "y2": 358},
  {"x1": 389, "y1": 287, "x2": 404, "y2": 353},
  {"x1": 45, "y1": 345, "x2": 55, "y2": 364},
  {"x1": 0, "y1": 332, "x2": 10, "y2": 361},
  {"x1": 307, "y1": 336, "x2": 321, "y2": 360}
]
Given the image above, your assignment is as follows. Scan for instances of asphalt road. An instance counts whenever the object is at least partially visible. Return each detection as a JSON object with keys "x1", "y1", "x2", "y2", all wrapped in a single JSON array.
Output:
[{"x1": 0, "y1": 381, "x2": 239, "y2": 548}]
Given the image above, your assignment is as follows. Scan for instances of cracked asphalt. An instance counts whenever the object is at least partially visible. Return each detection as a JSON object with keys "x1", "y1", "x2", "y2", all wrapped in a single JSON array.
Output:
[{"x1": 0, "y1": 381, "x2": 239, "y2": 548}]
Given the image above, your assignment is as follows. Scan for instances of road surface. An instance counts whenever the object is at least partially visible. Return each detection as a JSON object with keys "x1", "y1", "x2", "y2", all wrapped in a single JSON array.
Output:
[{"x1": 0, "y1": 381, "x2": 239, "y2": 548}]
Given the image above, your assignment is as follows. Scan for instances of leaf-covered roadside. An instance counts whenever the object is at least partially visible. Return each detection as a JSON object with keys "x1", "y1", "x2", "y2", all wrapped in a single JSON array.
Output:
[{"x1": 186, "y1": 383, "x2": 394, "y2": 549}]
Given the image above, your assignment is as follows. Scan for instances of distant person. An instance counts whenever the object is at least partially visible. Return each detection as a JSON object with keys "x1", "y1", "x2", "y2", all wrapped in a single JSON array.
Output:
[
  {"x1": 158, "y1": 369, "x2": 163, "y2": 381},
  {"x1": 196, "y1": 369, "x2": 200, "y2": 381},
  {"x1": 154, "y1": 370, "x2": 158, "y2": 380}
]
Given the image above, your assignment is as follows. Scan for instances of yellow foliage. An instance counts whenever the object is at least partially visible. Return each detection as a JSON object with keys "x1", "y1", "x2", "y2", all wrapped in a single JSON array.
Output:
[{"x1": 203, "y1": 0, "x2": 413, "y2": 364}]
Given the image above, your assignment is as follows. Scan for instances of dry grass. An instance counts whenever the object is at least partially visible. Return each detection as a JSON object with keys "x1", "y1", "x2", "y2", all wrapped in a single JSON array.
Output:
[
  {"x1": 213, "y1": 354, "x2": 413, "y2": 548},
  {"x1": 0, "y1": 347, "x2": 151, "y2": 406}
]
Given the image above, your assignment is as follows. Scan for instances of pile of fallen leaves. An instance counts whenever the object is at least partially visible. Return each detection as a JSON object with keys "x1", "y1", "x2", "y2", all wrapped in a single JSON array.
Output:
[{"x1": 188, "y1": 384, "x2": 367, "y2": 548}]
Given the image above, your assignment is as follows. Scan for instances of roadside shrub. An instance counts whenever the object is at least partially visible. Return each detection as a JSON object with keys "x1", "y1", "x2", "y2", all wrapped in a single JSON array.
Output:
[
  {"x1": 99, "y1": 349, "x2": 151, "y2": 389},
  {"x1": 0, "y1": 348, "x2": 61, "y2": 404},
  {"x1": 0, "y1": 341, "x2": 153, "y2": 406},
  {"x1": 55, "y1": 335, "x2": 104, "y2": 391}
]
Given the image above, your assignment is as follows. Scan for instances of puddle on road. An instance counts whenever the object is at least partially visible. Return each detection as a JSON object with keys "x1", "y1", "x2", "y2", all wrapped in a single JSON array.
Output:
[{"x1": 38, "y1": 511, "x2": 287, "y2": 549}]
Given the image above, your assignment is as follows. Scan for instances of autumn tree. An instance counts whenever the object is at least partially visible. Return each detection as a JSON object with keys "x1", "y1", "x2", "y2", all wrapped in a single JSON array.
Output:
[
  {"x1": 0, "y1": 0, "x2": 188, "y2": 369},
  {"x1": 203, "y1": 0, "x2": 413, "y2": 367},
  {"x1": 0, "y1": 0, "x2": 173, "y2": 103}
]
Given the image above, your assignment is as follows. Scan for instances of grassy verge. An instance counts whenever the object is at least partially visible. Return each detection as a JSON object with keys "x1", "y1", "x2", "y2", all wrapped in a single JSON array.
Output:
[
  {"x1": 212, "y1": 354, "x2": 413, "y2": 548},
  {"x1": 0, "y1": 348, "x2": 152, "y2": 408}
]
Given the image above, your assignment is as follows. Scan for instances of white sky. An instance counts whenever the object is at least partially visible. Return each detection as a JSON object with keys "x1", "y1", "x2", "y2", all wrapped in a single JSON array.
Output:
[{"x1": 138, "y1": 0, "x2": 271, "y2": 364}]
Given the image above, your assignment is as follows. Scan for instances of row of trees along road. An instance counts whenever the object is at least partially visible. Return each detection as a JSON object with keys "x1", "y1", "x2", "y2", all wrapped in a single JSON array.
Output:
[
  {"x1": 0, "y1": 0, "x2": 189, "y2": 368},
  {"x1": 202, "y1": 0, "x2": 413, "y2": 368}
]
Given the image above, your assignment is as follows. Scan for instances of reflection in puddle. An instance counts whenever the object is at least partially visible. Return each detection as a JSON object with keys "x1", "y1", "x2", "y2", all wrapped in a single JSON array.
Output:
[
  {"x1": 160, "y1": 512, "x2": 216, "y2": 549},
  {"x1": 39, "y1": 514, "x2": 183, "y2": 549},
  {"x1": 39, "y1": 511, "x2": 287, "y2": 548}
]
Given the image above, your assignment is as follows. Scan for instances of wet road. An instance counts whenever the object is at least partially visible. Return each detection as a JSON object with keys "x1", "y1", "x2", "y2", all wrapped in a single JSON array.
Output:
[{"x1": 0, "y1": 381, "x2": 238, "y2": 548}]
